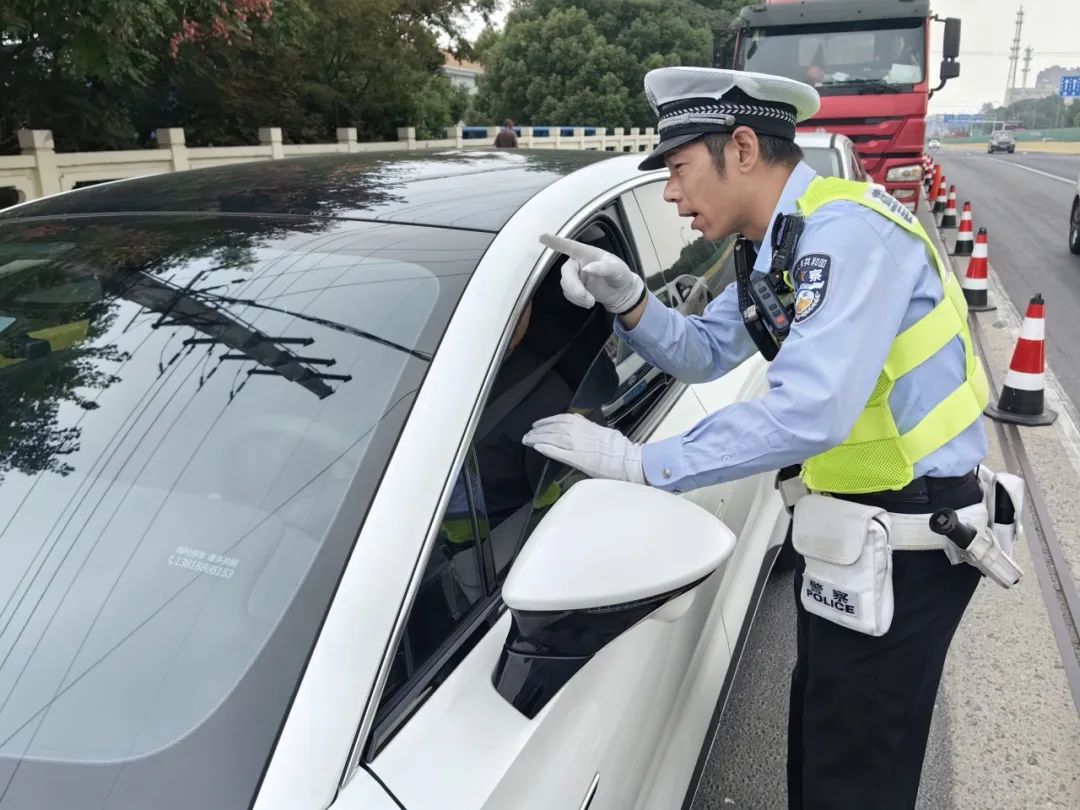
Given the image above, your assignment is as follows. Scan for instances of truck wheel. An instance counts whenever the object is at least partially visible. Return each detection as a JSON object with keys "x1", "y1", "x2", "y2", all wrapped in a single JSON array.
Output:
[{"x1": 1070, "y1": 198, "x2": 1080, "y2": 255}]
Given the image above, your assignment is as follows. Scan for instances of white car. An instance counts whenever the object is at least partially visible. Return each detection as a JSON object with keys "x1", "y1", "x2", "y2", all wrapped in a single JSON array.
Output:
[
  {"x1": 796, "y1": 131, "x2": 868, "y2": 180},
  {"x1": 0, "y1": 149, "x2": 789, "y2": 810},
  {"x1": 928, "y1": 138, "x2": 942, "y2": 150},
  {"x1": 1070, "y1": 171, "x2": 1080, "y2": 255}
]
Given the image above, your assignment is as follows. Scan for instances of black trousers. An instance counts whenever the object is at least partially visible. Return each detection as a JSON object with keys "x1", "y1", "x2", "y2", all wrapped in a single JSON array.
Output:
[{"x1": 787, "y1": 474, "x2": 983, "y2": 810}]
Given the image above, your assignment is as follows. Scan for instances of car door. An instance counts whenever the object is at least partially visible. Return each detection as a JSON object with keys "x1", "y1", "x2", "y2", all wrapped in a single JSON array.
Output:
[
  {"x1": 620, "y1": 181, "x2": 788, "y2": 664},
  {"x1": 355, "y1": 202, "x2": 731, "y2": 810},
  {"x1": 620, "y1": 182, "x2": 761, "y2": 534}
]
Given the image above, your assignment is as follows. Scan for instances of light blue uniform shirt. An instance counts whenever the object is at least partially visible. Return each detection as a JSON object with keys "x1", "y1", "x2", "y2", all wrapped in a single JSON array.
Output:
[{"x1": 616, "y1": 161, "x2": 987, "y2": 493}]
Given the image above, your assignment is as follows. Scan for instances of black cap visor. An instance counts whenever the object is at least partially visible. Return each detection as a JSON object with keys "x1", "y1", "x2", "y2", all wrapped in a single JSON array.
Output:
[{"x1": 637, "y1": 133, "x2": 704, "y2": 171}]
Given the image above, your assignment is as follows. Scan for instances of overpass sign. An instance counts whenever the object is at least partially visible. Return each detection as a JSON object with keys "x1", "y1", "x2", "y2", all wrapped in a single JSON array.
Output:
[{"x1": 1061, "y1": 76, "x2": 1080, "y2": 98}]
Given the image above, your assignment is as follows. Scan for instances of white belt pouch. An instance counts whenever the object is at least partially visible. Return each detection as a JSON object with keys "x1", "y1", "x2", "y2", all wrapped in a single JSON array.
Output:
[{"x1": 792, "y1": 494, "x2": 893, "y2": 636}]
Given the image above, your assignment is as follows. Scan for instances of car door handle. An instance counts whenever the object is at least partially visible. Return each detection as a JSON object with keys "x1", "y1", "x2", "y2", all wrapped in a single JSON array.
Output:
[{"x1": 579, "y1": 772, "x2": 600, "y2": 810}]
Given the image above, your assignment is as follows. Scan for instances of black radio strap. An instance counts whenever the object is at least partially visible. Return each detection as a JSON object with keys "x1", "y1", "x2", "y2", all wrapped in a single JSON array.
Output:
[{"x1": 734, "y1": 237, "x2": 780, "y2": 361}]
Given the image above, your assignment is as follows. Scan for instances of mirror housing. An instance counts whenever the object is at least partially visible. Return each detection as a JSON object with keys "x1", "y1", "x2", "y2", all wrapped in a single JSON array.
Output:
[
  {"x1": 502, "y1": 479, "x2": 734, "y2": 612},
  {"x1": 942, "y1": 17, "x2": 961, "y2": 60},
  {"x1": 713, "y1": 23, "x2": 739, "y2": 69},
  {"x1": 939, "y1": 60, "x2": 960, "y2": 82},
  {"x1": 494, "y1": 479, "x2": 735, "y2": 717},
  {"x1": 931, "y1": 18, "x2": 961, "y2": 97}
]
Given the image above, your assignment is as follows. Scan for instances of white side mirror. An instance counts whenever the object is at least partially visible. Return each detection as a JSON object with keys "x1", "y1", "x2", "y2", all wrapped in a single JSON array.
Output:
[
  {"x1": 503, "y1": 478, "x2": 735, "y2": 613},
  {"x1": 494, "y1": 479, "x2": 736, "y2": 717}
]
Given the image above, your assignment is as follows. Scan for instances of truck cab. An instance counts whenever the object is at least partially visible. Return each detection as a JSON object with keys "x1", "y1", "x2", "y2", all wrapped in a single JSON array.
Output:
[{"x1": 721, "y1": 0, "x2": 961, "y2": 211}]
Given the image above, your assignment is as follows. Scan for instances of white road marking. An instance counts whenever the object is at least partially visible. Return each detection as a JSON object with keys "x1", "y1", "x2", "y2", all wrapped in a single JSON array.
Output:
[{"x1": 989, "y1": 158, "x2": 1074, "y2": 185}]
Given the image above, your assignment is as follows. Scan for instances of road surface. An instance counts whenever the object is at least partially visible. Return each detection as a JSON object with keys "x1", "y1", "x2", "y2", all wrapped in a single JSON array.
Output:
[{"x1": 933, "y1": 151, "x2": 1080, "y2": 408}]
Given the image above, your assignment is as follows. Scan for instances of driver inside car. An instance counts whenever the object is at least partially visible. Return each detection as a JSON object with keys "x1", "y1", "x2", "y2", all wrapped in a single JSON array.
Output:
[{"x1": 441, "y1": 253, "x2": 622, "y2": 547}]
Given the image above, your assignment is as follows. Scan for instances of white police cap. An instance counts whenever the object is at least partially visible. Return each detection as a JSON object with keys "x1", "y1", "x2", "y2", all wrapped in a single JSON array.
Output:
[{"x1": 639, "y1": 67, "x2": 821, "y2": 170}]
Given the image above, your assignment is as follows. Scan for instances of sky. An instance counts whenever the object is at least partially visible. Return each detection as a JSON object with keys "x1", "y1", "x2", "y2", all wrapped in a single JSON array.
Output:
[
  {"x1": 459, "y1": 1, "x2": 1080, "y2": 113},
  {"x1": 926, "y1": 0, "x2": 1080, "y2": 111}
]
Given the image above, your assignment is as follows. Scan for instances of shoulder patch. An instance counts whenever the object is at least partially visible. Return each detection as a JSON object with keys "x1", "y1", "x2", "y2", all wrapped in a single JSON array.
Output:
[
  {"x1": 865, "y1": 184, "x2": 915, "y2": 225},
  {"x1": 792, "y1": 253, "x2": 831, "y2": 323}
]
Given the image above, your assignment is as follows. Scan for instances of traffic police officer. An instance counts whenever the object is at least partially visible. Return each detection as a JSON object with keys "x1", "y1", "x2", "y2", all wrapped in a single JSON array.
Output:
[{"x1": 524, "y1": 67, "x2": 991, "y2": 809}]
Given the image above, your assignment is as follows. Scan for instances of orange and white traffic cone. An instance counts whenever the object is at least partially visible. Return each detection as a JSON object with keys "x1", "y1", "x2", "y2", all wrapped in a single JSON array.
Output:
[
  {"x1": 932, "y1": 176, "x2": 948, "y2": 214},
  {"x1": 961, "y1": 228, "x2": 995, "y2": 312},
  {"x1": 986, "y1": 294, "x2": 1057, "y2": 426},
  {"x1": 928, "y1": 164, "x2": 944, "y2": 205},
  {"x1": 940, "y1": 185, "x2": 958, "y2": 228},
  {"x1": 953, "y1": 202, "x2": 974, "y2": 255}
]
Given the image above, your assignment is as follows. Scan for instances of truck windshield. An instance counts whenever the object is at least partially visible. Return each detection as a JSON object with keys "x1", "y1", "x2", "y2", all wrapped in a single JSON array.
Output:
[{"x1": 740, "y1": 19, "x2": 925, "y2": 95}]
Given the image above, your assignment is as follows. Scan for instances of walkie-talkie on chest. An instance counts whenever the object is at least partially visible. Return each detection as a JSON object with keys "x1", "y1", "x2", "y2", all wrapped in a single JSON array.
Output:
[{"x1": 735, "y1": 213, "x2": 805, "y2": 360}]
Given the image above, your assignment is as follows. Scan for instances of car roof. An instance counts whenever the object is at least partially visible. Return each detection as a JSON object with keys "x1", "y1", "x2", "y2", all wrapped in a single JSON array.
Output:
[
  {"x1": 0, "y1": 149, "x2": 622, "y2": 232},
  {"x1": 795, "y1": 131, "x2": 838, "y2": 150}
]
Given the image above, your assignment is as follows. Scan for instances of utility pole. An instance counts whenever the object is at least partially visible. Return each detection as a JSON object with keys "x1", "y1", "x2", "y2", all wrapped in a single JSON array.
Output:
[{"x1": 1005, "y1": 6, "x2": 1024, "y2": 103}]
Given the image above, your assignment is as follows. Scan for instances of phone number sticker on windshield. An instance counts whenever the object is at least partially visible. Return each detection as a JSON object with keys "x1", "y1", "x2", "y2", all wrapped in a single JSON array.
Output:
[{"x1": 168, "y1": 545, "x2": 239, "y2": 580}]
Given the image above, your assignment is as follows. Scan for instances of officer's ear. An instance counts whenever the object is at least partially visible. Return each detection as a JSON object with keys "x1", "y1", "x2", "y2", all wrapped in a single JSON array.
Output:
[{"x1": 730, "y1": 126, "x2": 761, "y2": 175}]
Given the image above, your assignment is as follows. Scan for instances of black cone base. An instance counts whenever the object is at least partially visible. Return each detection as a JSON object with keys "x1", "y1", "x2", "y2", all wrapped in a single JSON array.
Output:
[
  {"x1": 985, "y1": 403, "x2": 1057, "y2": 426},
  {"x1": 953, "y1": 241, "x2": 973, "y2": 256},
  {"x1": 986, "y1": 386, "x2": 1057, "y2": 426}
]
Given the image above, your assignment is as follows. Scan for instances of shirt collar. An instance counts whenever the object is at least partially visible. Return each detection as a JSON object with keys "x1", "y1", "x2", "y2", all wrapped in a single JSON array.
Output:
[{"x1": 752, "y1": 160, "x2": 818, "y2": 274}]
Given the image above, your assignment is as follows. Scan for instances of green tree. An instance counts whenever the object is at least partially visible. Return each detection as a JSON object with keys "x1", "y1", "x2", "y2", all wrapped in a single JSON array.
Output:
[
  {"x1": 1, "y1": 0, "x2": 497, "y2": 152},
  {"x1": 982, "y1": 93, "x2": 1075, "y2": 132},
  {"x1": 475, "y1": 0, "x2": 720, "y2": 129},
  {"x1": 0, "y1": 1, "x2": 277, "y2": 152}
]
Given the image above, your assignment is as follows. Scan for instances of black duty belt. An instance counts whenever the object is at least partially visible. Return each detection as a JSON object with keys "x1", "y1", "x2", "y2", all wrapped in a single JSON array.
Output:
[{"x1": 831, "y1": 471, "x2": 981, "y2": 513}]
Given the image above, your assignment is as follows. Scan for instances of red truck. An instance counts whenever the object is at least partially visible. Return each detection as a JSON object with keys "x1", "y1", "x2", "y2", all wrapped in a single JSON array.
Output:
[{"x1": 718, "y1": 0, "x2": 961, "y2": 210}]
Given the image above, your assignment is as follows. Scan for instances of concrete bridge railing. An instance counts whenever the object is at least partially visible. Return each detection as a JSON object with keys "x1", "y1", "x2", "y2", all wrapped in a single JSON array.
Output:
[{"x1": 0, "y1": 125, "x2": 660, "y2": 208}]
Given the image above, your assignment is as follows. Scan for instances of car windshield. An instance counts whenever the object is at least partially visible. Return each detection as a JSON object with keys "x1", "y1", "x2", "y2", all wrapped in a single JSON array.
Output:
[
  {"x1": 798, "y1": 146, "x2": 843, "y2": 178},
  {"x1": 0, "y1": 215, "x2": 487, "y2": 808},
  {"x1": 741, "y1": 19, "x2": 925, "y2": 95}
]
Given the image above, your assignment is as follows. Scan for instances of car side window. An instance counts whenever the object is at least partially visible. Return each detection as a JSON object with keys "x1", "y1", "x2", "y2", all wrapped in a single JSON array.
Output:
[
  {"x1": 371, "y1": 213, "x2": 642, "y2": 748},
  {"x1": 847, "y1": 145, "x2": 866, "y2": 180},
  {"x1": 628, "y1": 182, "x2": 736, "y2": 312},
  {"x1": 476, "y1": 217, "x2": 633, "y2": 583},
  {"x1": 376, "y1": 451, "x2": 493, "y2": 719}
]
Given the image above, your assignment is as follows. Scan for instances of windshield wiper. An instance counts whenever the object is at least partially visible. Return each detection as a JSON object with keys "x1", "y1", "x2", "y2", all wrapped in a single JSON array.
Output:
[
  {"x1": 194, "y1": 290, "x2": 433, "y2": 362},
  {"x1": 848, "y1": 78, "x2": 905, "y2": 94}
]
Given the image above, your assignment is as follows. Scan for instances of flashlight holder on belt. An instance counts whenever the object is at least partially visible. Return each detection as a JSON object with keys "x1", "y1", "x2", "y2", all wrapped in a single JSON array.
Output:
[{"x1": 735, "y1": 213, "x2": 805, "y2": 361}]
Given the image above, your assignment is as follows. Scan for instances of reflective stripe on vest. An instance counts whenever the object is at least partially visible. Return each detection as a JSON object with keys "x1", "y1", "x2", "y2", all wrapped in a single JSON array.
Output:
[{"x1": 794, "y1": 177, "x2": 989, "y2": 494}]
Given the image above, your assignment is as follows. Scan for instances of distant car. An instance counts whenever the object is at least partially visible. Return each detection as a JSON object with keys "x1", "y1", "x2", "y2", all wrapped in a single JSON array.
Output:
[
  {"x1": 796, "y1": 131, "x2": 868, "y2": 180},
  {"x1": 988, "y1": 131, "x2": 1016, "y2": 154},
  {"x1": 928, "y1": 138, "x2": 942, "y2": 150},
  {"x1": 1070, "y1": 170, "x2": 1080, "y2": 254}
]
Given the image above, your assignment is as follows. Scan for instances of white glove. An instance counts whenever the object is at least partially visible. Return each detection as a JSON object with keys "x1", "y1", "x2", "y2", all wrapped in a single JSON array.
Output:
[
  {"x1": 523, "y1": 413, "x2": 646, "y2": 485},
  {"x1": 539, "y1": 233, "x2": 645, "y2": 314}
]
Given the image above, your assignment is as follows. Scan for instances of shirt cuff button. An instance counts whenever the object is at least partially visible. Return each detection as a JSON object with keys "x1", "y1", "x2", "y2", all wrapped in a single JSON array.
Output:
[{"x1": 662, "y1": 467, "x2": 672, "y2": 479}]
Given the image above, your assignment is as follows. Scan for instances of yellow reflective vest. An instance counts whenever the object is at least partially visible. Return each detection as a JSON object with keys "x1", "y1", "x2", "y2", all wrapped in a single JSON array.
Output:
[{"x1": 793, "y1": 178, "x2": 988, "y2": 494}]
